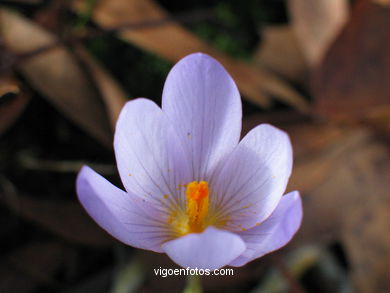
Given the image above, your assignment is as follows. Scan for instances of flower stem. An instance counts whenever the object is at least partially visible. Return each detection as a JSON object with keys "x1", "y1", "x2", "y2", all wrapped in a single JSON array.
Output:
[{"x1": 183, "y1": 274, "x2": 202, "y2": 293}]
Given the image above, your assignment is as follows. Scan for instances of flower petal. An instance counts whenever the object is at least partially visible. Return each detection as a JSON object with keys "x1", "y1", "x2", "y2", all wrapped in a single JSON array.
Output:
[
  {"x1": 229, "y1": 191, "x2": 302, "y2": 266},
  {"x1": 162, "y1": 226, "x2": 246, "y2": 270},
  {"x1": 209, "y1": 124, "x2": 293, "y2": 231},
  {"x1": 76, "y1": 166, "x2": 174, "y2": 253},
  {"x1": 114, "y1": 98, "x2": 191, "y2": 211},
  {"x1": 162, "y1": 53, "x2": 242, "y2": 180}
]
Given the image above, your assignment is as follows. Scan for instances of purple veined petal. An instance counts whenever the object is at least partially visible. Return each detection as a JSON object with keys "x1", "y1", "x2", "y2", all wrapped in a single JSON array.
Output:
[
  {"x1": 229, "y1": 191, "x2": 303, "y2": 267},
  {"x1": 208, "y1": 124, "x2": 293, "y2": 231},
  {"x1": 162, "y1": 226, "x2": 246, "y2": 270},
  {"x1": 114, "y1": 98, "x2": 192, "y2": 211},
  {"x1": 76, "y1": 166, "x2": 175, "y2": 253},
  {"x1": 162, "y1": 53, "x2": 242, "y2": 180}
]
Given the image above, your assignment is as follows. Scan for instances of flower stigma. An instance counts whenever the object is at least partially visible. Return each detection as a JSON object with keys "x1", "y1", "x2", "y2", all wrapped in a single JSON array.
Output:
[
  {"x1": 186, "y1": 181, "x2": 209, "y2": 233},
  {"x1": 167, "y1": 181, "x2": 211, "y2": 235},
  {"x1": 168, "y1": 180, "x2": 227, "y2": 236}
]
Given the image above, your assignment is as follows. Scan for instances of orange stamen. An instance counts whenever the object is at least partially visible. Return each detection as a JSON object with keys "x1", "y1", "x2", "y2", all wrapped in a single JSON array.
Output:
[{"x1": 186, "y1": 181, "x2": 209, "y2": 232}]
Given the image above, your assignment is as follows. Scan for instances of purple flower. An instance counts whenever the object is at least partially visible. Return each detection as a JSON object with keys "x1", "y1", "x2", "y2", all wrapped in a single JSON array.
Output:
[{"x1": 76, "y1": 53, "x2": 302, "y2": 270}]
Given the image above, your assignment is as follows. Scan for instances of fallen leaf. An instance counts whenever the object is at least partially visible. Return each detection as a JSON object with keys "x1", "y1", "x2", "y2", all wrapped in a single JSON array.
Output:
[
  {"x1": 73, "y1": 45, "x2": 128, "y2": 129},
  {"x1": 312, "y1": 0, "x2": 390, "y2": 135},
  {"x1": 365, "y1": 107, "x2": 390, "y2": 138},
  {"x1": 16, "y1": 153, "x2": 116, "y2": 175},
  {"x1": 244, "y1": 113, "x2": 390, "y2": 290},
  {"x1": 287, "y1": 123, "x2": 369, "y2": 193},
  {"x1": 283, "y1": 121, "x2": 390, "y2": 291},
  {"x1": 340, "y1": 142, "x2": 390, "y2": 292},
  {"x1": 0, "y1": 8, "x2": 112, "y2": 147},
  {"x1": 0, "y1": 76, "x2": 30, "y2": 136},
  {"x1": 253, "y1": 25, "x2": 308, "y2": 84},
  {"x1": 33, "y1": 0, "x2": 64, "y2": 32},
  {"x1": 0, "y1": 75, "x2": 20, "y2": 96},
  {"x1": 73, "y1": 0, "x2": 309, "y2": 111},
  {"x1": 288, "y1": 0, "x2": 349, "y2": 66},
  {"x1": 373, "y1": 0, "x2": 390, "y2": 6}
]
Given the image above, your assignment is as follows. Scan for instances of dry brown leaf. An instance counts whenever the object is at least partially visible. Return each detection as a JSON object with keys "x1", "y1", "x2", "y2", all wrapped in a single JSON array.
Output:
[
  {"x1": 0, "y1": 8, "x2": 112, "y2": 147},
  {"x1": 242, "y1": 111, "x2": 309, "y2": 137},
  {"x1": 73, "y1": 0, "x2": 309, "y2": 111},
  {"x1": 312, "y1": 0, "x2": 390, "y2": 136},
  {"x1": 0, "y1": 75, "x2": 20, "y2": 96},
  {"x1": 244, "y1": 114, "x2": 390, "y2": 290},
  {"x1": 0, "y1": 76, "x2": 30, "y2": 136},
  {"x1": 253, "y1": 25, "x2": 308, "y2": 84},
  {"x1": 373, "y1": 0, "x2": 390, "y2": 6},
  {"x1": 0, "y1": 191, "x2": 113, "y2": 247},
  {"x1": 286, "y1": 122, "x2": 348, "y2": 160},
  {"x1": 288, "y1": 126, "x2": 369, "y2": 194},
  {"x1": 288, "y1": 0, "x2": 349, "y2": 67},
  {"x1": 365, "y1": 107, "x2": 390, "y2": 137},
  {"x1": 280, "y1": 121, "x2": 390, "y2": 291},
  {"x1": 280, "y1": 122, "x2": 371, "y2": 244},
  {"x1": 73, "y1": 45, "x2": 128, "y2": 128},
  {"x1": 340, "y1": 142, "x2": 390, "y2": 292},
  {"x1": 299, "y1": 138, "x2": 390, "y2": 291},
  {"x1": 33, "y1": 0, "x2": 64, "y2": 32}
]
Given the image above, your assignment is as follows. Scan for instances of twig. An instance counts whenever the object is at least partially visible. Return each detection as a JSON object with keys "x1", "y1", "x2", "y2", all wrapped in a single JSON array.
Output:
[
  {"x1": 17, "y1": 153, "x2": 116, "y2": 175},
  {"x1": 3, "y1": 9, "x2": 215, "y2": 72}
]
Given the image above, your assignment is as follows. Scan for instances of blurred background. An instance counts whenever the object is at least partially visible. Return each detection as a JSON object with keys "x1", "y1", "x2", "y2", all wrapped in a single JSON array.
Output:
[{"x1": 0, "y1": 0, "x2": 389, "y2": 292}]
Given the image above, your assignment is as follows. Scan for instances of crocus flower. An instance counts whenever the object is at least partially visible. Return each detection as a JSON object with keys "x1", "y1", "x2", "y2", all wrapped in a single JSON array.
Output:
[{"x1": 76, "y1": 53, "x2": 302, "y2": 270}]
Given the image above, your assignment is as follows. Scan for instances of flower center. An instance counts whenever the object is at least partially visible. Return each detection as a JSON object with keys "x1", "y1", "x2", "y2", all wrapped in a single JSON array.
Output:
[{"x1": 185, "y1": 181, "x2": 209, "y2": 233}]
